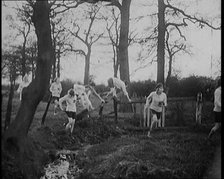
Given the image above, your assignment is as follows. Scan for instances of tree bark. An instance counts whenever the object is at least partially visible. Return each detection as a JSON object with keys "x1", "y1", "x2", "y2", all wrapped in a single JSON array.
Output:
[
  {"x1": 157, "y1": 0, "x2": 166, "y2": 85},
  {"x1": 4, "y1": 78, "x2": 15, "y2": 131},
  {"x1": 22, "y1": 39, "x2": 27, "y2": 77},
  {"x1": 52, "y1": 35, "x2": 57, "y2": 80},
  {"x1": 4, "y1": 0, "x2": 53, "y2": 139},
  {"x1": 84, "y1": 48, "x2": 91, "y2": 85},
  {"x1": 41, "y1": 94, "x2": 52, "y2": 125},
  {"x1": 57, "y1": 51, "x2": 60, "y2": 77},
  {"x1": 113, "y1": 46, "x2": 119, "y2": 77},
  {"x1": 165, "y1": 56, "x2": 173, "y2": 95},
  {"x1": 3, "y1": 1, "x2": 53, "y2": 177},
  {"x1": 118, "y1": 0, "x2": 131, "y2": 83}
]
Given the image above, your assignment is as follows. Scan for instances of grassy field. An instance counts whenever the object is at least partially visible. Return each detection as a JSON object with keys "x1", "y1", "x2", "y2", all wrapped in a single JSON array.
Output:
[{"x1": 1, "y1": 93, "x2": 221, "y2": 179}]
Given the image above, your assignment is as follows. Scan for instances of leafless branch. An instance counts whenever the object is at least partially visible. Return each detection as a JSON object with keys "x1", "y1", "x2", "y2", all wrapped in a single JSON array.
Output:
[
  {"x1": 64, "y1": 43, "x2": 86, "y2": 56},
  {"x1": 105, "y1": 0, "x2": 121, "y2": 11},
  {"x1": 165, "y1": 2, "x2": 221, "y2": 30},
  {"x1": 130, "y1": 56, "x2": 157, "y2": 77},
  {"x1": 68, "y1": 27, "x2": 86, "y2": 45},
  {"x1": 90, "y1": 32, "x2": 104, "y2": 45},
  {"x1": 166, "y1": 22, "x2": 187, "y2": 40},
  {"x1": 50, "y1": 1, "x2": 83, "y2": 17}
]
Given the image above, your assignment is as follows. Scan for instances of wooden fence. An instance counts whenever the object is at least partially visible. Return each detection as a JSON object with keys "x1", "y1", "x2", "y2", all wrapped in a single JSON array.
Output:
[{"x1": 107, "y1": 96, "x2": 202, "y2": 127}]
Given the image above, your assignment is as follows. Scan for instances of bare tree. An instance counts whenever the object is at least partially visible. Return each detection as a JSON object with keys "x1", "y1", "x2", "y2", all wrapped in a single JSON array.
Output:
[
  {"x1": 165, "y1": 28, "x2": 192, "y2": 95},
  {"x1": 67, "y1": 4, "x2": 104, "y2": 84},
  {"x1": 116, "y1": 0, "x2": 131, "y2": 83},
  {"x1": 103, "y1": 7, "x2": 120, "y2": 77},
  {"x1": 26, "y1": 40, "x2": 38, "y2": 80},
  {"x1": 157, "y1": 0, "x2": 220, "y2": 85},
  {"x1": 3, "y1": 1, "x2": 54, "y2": 178},
  {"x1": 5, "y1": 4, "x2": 33, "y2": 77},
  {"x1": 2, "y1": 50, "x2": 20, "y2": 131}
]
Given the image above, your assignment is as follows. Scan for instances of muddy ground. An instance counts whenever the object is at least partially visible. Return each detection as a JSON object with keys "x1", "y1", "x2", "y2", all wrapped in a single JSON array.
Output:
[{"x1": 1, "y1": 98, "x2": 221, "y2": 179}]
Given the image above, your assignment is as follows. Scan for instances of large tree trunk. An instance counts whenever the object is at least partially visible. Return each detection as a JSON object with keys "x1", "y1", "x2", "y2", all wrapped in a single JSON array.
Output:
[
  {"x1": 84, "y1": 49, "x2": 91, "y2": 85},
  {"x1": 165, "y1": 56, "x2": 173, "y2": 95},
  {"x1": 4, "y1": 0, "x2": 53, "y2": 138},
  {"x1": 3, "y1": 1, "x2": 53, "y2": 178},
  {"x1": 22, "y1": 40, "x2": 27, "y2": 76},
  {"x1": 113, "y1": 46, "x2": 119, "y2": 78},
  {"x1": 41, "y1": 94, "x2": 52, "y2": 125},
  {"x1": 118, "y1": 0, "x2": 131, "y2": 83},
  {"x1": 52, "y1": 37, "x2": 57, "y2": 80},
  {"x1": 57, "y1": 51, "x2": 60, "y2": 77},
  {"x1": 4, "y1": 78, "x2": 15, "y2": 131},
  {"x1": 157, "y1": 0, "x2": 166, "y2": 85}
]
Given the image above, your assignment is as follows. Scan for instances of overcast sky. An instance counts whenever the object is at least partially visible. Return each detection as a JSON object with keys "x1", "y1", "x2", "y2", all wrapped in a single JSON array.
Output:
[{"x1": 2, "y1": 0, "x2": 221, "y2": 85}]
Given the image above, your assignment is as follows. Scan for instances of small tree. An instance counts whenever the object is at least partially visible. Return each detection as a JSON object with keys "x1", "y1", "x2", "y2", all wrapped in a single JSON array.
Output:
[
  {"x1": 67, "y1": 4, "x2": 104, "y2": 84},
  {"x1": 2, "y1": 50, "x2": 21, "y2": 131}
]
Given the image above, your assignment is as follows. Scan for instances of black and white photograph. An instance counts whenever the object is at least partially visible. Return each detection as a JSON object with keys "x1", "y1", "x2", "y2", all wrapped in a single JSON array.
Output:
[{"x1": 1, "y1": 0, "x2": 221, "y2": 178}]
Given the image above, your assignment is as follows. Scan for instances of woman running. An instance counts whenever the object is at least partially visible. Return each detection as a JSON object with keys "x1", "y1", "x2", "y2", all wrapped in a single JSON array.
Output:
[{"x1": 145, "y1": 83, "x2": 167, "y2": 137}]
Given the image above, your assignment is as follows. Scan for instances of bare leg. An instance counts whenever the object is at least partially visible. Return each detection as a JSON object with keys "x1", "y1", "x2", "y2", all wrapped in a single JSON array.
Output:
[
  {"x1": 70, "y1": 119, "x2": 76, "y2": 134},
  {"x1": 148, "y1": 114, "x2": 158, "y2": 137},
  {"x1": 208, "y1": 123, "x2": 221, "y2": 138},
  {"x1": 54, "y1": 100, "x2": 59, "y2": 115},
  {"x1": 65, "y1": 117, "x2": 72, "y2": 132},
  {"x1": 19, "y1": 92, "x2": 22, "y2": 101}
]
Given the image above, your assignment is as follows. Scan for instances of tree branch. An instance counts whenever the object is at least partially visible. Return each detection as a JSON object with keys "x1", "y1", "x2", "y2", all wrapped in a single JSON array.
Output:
[
  {"x1": 104, "y1": 0, "x2": 121, "y2": 11},
  {"x1": 166, "y1": 22, "x2": 187, "y2": 40},
  {"x1": 165, "y1": 2, "x2": 221, "y2": 30},
  {"x1": 64, "y1": 43, "x2": 86, "y2": 56}
]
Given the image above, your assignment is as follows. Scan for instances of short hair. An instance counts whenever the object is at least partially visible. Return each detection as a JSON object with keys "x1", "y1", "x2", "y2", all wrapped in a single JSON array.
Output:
[
  {"x1": 89, "y1": 81, "x2": 96, "y2": 87},
  {"x1": 217, "y1": 78, "x2": 221, "y2": 87},
  {"x1": 54, "y1": 77, "x2": 58, "y2": 82},
  {"x1": 155, "y1": 82, "x2": 163, "y2": 89},
  {"x1": 68, "y1": 89, "x2": 75, "y2": 96},
  {"x1": 23, "y1": 74, "x2": 28, "y2": 82},
  {"x1": 108, "y1": 78, "x2": 114, "y2": 88}
]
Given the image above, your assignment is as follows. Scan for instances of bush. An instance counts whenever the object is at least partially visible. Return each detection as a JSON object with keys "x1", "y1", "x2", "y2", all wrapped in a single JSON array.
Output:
[
  {"x1": 129, "y1": 79, "x2": 156, "y2": 98},
  {"x1": 128, "y1": 75, "x2": 215, "y2": 98},
  {"x1": 41, "y1": 75, "x2": 216, "y2": 102}
]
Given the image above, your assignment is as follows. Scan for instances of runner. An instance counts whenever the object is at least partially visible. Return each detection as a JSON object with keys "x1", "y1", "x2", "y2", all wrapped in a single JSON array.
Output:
[
  {"x1": 208, "y1": 77, "x2": 221, "y2": 138},
  {"x1": 105, "y1": 77, "x2": 131, "y2": 102},
  {"x1": 145, "y1": 83, "x2": 167, "y2": 137},
  {"x1": 59, "y1": 89, "x2": 77, "y2": 136},
  {"x1": 17, "y1": 73, "x2": 30, "y2": 101},
  {"x1": 50, "y1": 77, "x2": 62, "y2": 115}
]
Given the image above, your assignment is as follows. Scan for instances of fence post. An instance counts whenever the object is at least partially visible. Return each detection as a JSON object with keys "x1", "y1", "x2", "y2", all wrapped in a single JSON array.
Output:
[
  {"x1": 98, "y1": 102, "x2": 104, "y2": 120},
  {"x1": 113, "y1": 97, "x2": 118, "y2": 123},
  {"x1": 41, "y1": 94, "x2": 52, "y2": 126},
  {"x1": 147, "y1": 107, "x2": 151, "y2": 127},
  {"x1": 196, "y1": 92, "x2": 203, "y2": 124},
  {"x1": 144, "y1": 104, "x2": 147, "y2": 127},
  {"x1": 161, "y1": 105, "x2": 165, "y2": 127},
  {"x1": 139, "y1": 103, "x2": 142, "y2": 127}
]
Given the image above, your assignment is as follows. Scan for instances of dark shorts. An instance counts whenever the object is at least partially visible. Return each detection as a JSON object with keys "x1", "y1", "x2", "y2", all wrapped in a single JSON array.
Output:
[
  {"x1": 65, "y1": 111, "x2": 76, "y2": 119},
  {"x1": 108, "y1": 78, "x2": 114, "y2": 88},
  {"x1": 214, "y1": 111, "x2": 221, "y2": 123},
  {"x1": 51, "y1": 96, "x2": 59, "y2": 102},
  {"x1": 150, "y1": 109, "x2": 161, "y2": 120}
]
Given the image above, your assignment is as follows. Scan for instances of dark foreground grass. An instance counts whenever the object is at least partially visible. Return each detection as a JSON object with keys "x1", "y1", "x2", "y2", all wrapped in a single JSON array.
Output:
[
  {"x1": 1, "y1": 96, "x2": 220, "y2": 179},
  {"x1": 76, "y1": 127, "x2": 220, "y2": 179}
]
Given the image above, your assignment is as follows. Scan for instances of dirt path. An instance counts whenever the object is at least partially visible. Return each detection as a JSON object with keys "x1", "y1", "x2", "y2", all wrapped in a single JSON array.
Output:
[{"x1": 204, "y1": 145, "x2": 221, "y2": 179}]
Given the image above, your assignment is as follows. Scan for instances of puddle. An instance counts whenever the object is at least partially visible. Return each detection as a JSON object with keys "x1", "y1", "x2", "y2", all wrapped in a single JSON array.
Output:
[{"x1": 40, "y1": 151, "x2": 83, "y2": 179}]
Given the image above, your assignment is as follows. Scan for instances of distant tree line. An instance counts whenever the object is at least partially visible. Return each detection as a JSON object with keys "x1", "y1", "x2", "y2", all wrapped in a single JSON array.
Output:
[
  {"x1": 129, "y1": 75, "x2": 216, "y2": 100},
  {"x1": 2, "y1": 75, "x2": 216, "y2": 101}
]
